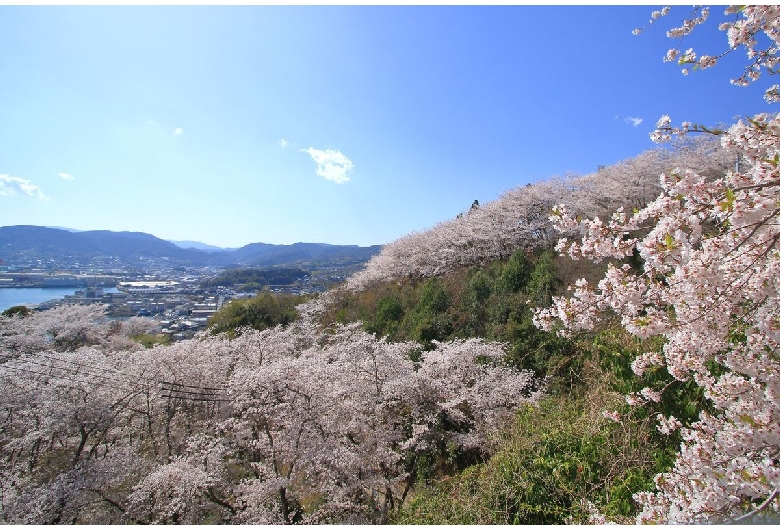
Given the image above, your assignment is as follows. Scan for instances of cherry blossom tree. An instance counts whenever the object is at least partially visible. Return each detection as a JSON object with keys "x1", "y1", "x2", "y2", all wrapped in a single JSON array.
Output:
[
  {"x1": 0, "y1": 346, "x2": 155, "y2": 523},
  {"x1": 635, "y1": 6, "x2": 780, "y2": 103},
  {"x1": 2, "y1": 299, "x2": 540, "y2": 524},
  {"x1": 126, "y1": 435, "x2": 235, "y2": 524},
  {"x1": 535, "y1": 6, "x2": 780, "y2": 523},
  {"x1": 0, "y1": 307, "x2": 233, "y2": 523},
  {"x1": 343, "y1": 138, "x2": 732, "y2": 293},
  {"x1": 221, "y1": 321, "x2": 539, "y2": 524},
  {"x1": 0, "y1": 305, "x2": 156, "y2": 360}
]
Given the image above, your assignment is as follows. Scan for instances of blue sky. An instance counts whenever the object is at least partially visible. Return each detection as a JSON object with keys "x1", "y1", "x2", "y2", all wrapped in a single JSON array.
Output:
[{"x1": 0, "y1": 5, "x2": 775, "y2": 248}]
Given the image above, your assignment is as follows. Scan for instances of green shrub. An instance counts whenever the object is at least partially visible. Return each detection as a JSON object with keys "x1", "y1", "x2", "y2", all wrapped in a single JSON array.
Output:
[
  {"x1": 133, "y1": 333, "x2": 173, "y2": 348},
  {"x1": 367, "y1": 295, "x2": 405, "y2": 338},
  {"x1": 2, "y1": 305, "x2": 31, "y2": 318},
  {"x1": 396, "y1": 392, "x2": 660, "y2": 525},
  {"x1": 208, "y1": 292, "x2": 305, "y2": 336},
  {"x1": 500, "y1": 249, "x2": 532, "y2": 293}
]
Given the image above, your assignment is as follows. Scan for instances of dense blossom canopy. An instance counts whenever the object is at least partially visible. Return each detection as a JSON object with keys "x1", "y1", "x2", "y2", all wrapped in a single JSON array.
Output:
[
  {"x1": 0, "y1": 304, "x2": 539, "y2": 523},
  {"x1": 344, "y1": 138, "x2": 732, "y2": 293}
]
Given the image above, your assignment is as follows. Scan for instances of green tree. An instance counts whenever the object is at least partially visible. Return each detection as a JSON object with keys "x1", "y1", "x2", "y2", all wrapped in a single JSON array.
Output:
[
  {"x1": 417, "y1": 277, "x2": 450, "y2": 314},
  {"x1": 2, "y1": 305, "x2": 31, "y2": 318},
  {"x1": 408, "y1": 278, "x2": 452, "y2": 348},
  {"x1": 367, "y1": 295, "x2": 405, "y2": 338},
  {"x1": 462, "y1": 270, "x2": 492, "y2": 336},
  {"x1": 527, "y1": 250, "x2": 557, "y2": 306},
  {"x1": 208, "y1": 293, "x2": 304, "y2": 336},
  {"x1": 500, "y1": 250, "x2": 532, "y2": 293}
]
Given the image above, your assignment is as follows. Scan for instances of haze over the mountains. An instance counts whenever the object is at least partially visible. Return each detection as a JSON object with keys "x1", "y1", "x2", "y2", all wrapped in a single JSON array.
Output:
[{"x1": 167, "y1": 240, "x2": 236, "y2": 252}]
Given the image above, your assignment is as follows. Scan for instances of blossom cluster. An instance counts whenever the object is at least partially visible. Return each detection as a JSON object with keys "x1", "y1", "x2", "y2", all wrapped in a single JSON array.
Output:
[
  {"x1": 547, "y1": 7, "x2": 780, "y2": 520},
  {"x1": 655, "y1": 6, "x2": 780, "y2": 103},
  {"x1": 534, "y1": 111, "x2": 780, "y2": 522}
]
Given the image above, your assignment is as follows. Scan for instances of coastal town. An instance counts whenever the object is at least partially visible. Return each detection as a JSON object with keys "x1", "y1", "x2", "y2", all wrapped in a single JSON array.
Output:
[{"x1": 0, "y1": 253, "x2": 361, "y2": 340}]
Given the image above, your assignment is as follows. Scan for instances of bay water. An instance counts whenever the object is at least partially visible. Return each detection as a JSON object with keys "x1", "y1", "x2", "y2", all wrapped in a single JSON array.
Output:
[{"x1": 0, "y1": 287, "x2": 119, "y2": 312}]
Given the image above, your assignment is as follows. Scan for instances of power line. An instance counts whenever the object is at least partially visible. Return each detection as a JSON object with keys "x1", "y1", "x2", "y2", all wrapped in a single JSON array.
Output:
[
  {"x1": 3, "y1": 348, "x2": 230, "y2": 401},
  {"x1": 16, "y1": 356, "x2": 140, "y2": 390},
  {"x1": 161, "y1": 381, "x2": 225, "y2": 392},
  {"x1": 160, "y1": 381, "x2": 229, "y2": 403}
]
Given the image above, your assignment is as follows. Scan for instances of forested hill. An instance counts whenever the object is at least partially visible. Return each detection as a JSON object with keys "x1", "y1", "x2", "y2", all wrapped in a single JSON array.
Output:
[{"x1": 0, "y1": 225, "x2": 381, "y2": 269}]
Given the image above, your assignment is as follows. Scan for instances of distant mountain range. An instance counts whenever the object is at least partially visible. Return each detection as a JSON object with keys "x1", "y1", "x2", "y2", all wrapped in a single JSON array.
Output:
[{"x1": 0, "y1": 225, "x2": 381, "y2": 269}]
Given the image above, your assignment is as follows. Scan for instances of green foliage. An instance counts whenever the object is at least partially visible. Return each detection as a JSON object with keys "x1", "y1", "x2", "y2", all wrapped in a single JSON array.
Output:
[
  {"x1": 208, "y1": 292, "x2": 305, "y2": 336},
  {"x1": 416, "y1": 277, "x2": 450, "y2": 314},
  {"x1": 500, "y1": 249, "x2": 532, "y2": 293},
  {"x1": 2, "y1": 305, "x2": 31, "y2": 318},
  {"x1": 406, "y1": 278, "x2": 453, "y2": 349},
  {"x1": 412, "y1": 313, "x2": 453, "y2": 349},
  {"x1": 395, "y1": 393, "x2": 661, "y2": 525},
  {"x1": 526, "y1": 249, "x2": 558, "y2": 306},
  {"x1": 366, "y1": 295, "x2": 405, "y2": 337},
  {"x1": 202, "y1": 267, "x2": 308, "y2": 291},
  {"x1": 504, "y1": 319, "x2": 580, "y2": 393},
  {"x1": 465, "y1": 270, "x2": 492, "y2": 305},
  {"x1": 592, "y1": 328, "x2": 712, "y2": 432},
  {"x1": 132, "y1": 333, "x2": 173, "y2": 348}
]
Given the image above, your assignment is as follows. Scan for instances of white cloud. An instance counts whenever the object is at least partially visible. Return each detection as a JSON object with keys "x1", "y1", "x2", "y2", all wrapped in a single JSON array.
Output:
[
  {"x1": 173, "y1": 127, "x2": 183, "y2": 135},
  {"x1": 0, "y1": 174, "x2": 49, "y2": 201},
  {"x1": 624, "y1": 116, "x2": 644, "y2": 127},
  {"x1": 278, "y1": 139, "x2": 289, "y2": 148},
  {"x1": 301, "y1": 147, "x2": 354, "y2": 184},
  {"x1": 58, "y1": 172, "x2": 75, "y2": 180}
]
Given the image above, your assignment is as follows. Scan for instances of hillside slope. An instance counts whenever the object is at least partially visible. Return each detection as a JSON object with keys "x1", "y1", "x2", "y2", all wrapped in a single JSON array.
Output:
[{"x1": 343, "y1": 136, "x2": 732, "y2": 292}]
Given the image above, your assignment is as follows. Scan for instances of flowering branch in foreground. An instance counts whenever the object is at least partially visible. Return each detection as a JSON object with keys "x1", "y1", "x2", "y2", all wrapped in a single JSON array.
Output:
[{"x1": 535, "y1": 112, "x2": 780, "y2": 523}]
